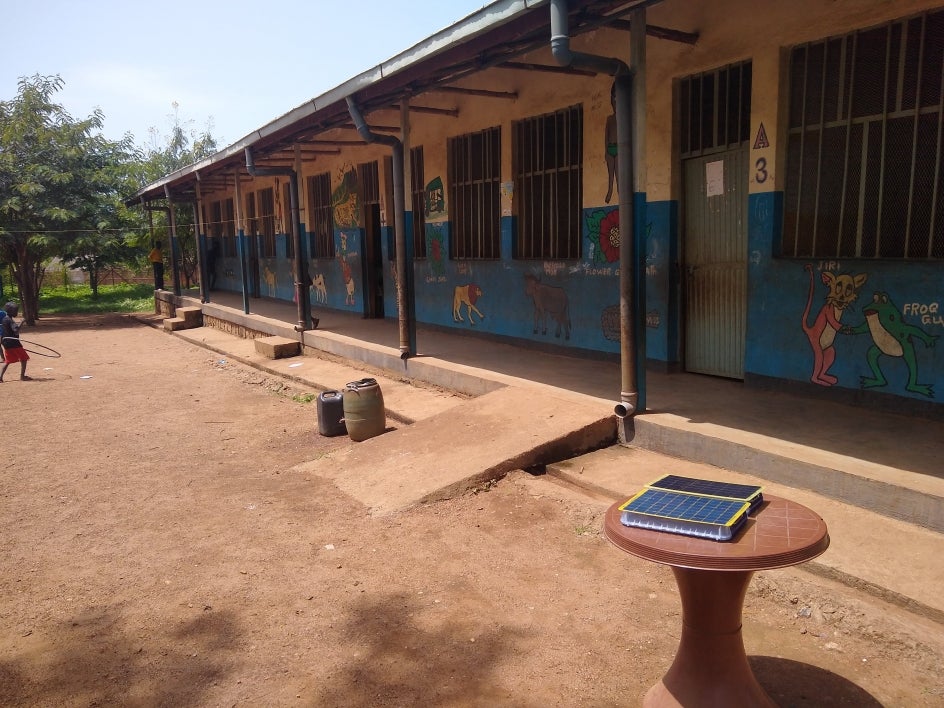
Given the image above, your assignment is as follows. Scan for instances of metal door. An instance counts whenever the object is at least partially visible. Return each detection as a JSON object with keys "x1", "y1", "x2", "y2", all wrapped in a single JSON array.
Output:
[{"x1": 683, "y1": 147, "x2": 748, "y2": 378}]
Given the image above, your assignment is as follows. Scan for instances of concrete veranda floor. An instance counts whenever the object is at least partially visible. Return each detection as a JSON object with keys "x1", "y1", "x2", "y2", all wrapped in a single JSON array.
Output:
[{"x1": 183, "y1": 287, "x2": 944, "y2": 515}]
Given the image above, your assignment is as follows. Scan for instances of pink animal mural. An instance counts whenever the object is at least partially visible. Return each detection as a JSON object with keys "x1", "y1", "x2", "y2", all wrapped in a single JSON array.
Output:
[
  {"x1": 524, "y1": 274, "x2": 571, "y2": 340},
  {"x1": 340, "y1": 258, "x2": 355, "y2": 305},
  {"x1": 801, "y1": 263, "x2": 867, "y2": 386}
]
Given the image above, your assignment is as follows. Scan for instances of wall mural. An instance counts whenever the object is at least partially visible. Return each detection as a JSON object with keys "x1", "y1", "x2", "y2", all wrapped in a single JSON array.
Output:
[
  {"x1": 842, "y1": 291, "x2": 938, "y2": 397},
  {"x1": 801, "y1": 263, "x2": 938, "y2": 397},
  {"x1": 801, "y1": 263, "x2": 867, "y2": 386},
  {"x1": 338, "y1": 232, "x2": 357, "y2": 306},
  {"x1": 524, "y1": 273, "x2": 571, "y2": 340},
  {"x1": 262, "y1": 265, "x2": 278, "y2": 297},
  {"x1": 332, "y1": 165, "x2": 359, "y2": 229},
  {"x1": 605, "y1": 85, "x2": 618, "y2": 204},
  {"x1": 586, "y1": 208, "x2": 621, "y2": 264},
  {"x1": 424, "y1": 177, "x2": 448, "y2": 283},
  {"x1": 425, "y1": 177, "x2": 446, "y2": 220},
  {"x1": 452, "y1": 284, "x2": 485, "y2": 325},
  {"x1": 311, "y1": 273, "x2": 327, "y2": 303}
]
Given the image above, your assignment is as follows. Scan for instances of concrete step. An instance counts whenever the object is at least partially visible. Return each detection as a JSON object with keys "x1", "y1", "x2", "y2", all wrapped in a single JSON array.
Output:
[
  {"x1": 621, "y1": 414, "x2": 944, "y2": 534},
  {"x1": 176, "y1": 306, "x2": 203, "y2": 327},
  {"x1": 254, "y1": 335, "x2": 300, "y2": 359},
  {"x1": 163, "y1": 306, "x2": 203, "y2": 332}
]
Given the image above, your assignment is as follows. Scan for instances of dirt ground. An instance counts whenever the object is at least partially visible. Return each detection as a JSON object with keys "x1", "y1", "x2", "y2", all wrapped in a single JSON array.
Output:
[{"x1": 1, "y1": 312, "x2": 942, "y2": 707}]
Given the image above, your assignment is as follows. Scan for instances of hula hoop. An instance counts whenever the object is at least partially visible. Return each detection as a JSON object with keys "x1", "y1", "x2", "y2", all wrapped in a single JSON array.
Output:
[{"x1": 2, "y1": 337, "x2": 61, "y2": 358}]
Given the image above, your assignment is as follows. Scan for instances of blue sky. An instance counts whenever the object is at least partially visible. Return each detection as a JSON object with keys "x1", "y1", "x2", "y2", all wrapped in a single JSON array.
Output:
[{"x1": 1, "y1": 0, "x2": 488, "y2": 149}]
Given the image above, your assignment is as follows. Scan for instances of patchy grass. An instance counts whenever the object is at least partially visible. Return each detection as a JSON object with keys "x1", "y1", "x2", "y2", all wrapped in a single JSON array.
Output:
[{"x1": 38, "y1": 284, "x2": 154, "y2": 314}]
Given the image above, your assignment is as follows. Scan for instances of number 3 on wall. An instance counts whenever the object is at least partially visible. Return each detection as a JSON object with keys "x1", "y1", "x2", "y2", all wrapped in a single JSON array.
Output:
[{"x1": 755, "y1": 157, "x2": 768, "y2": 184}]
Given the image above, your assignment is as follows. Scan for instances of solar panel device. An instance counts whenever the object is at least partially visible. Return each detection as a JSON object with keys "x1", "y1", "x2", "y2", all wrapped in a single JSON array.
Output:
[
  {"x1": 618, "y1": 475, "x2": 764, "y2": 542},
  {"x1": 648, "y1": 475, "x2": 764, "y2": 512}
]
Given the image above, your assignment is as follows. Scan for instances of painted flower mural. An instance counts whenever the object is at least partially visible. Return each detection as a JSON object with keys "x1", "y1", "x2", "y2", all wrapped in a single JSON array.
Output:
[{"x1": 586, "y1": 208, "x2": 621, "y2": 264}]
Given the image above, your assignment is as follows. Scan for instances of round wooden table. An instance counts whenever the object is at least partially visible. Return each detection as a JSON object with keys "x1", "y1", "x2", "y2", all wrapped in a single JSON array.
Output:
[{"x1": 603, "y1": 495, "x2": 829, "y2": 707}]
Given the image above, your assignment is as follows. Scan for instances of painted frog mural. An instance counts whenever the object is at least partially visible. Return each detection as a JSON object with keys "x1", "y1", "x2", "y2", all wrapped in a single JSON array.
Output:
[{"x1": 841, "y1": 291, "x2": 938, "y2": 397}]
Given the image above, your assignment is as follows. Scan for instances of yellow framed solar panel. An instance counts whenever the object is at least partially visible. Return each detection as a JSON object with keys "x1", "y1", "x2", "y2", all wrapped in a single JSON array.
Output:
[{"x1": 618, "y1": 486, "x2": 752, "y2": 542}]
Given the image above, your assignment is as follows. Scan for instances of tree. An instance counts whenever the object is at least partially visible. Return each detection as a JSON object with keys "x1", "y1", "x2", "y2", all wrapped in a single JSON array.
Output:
[
  {"x1": 136, "y1": 102, "x2": 220, "y2": 288},
  {"x1": 0, "y1": 74, "x2": 141, "y2": 322}
]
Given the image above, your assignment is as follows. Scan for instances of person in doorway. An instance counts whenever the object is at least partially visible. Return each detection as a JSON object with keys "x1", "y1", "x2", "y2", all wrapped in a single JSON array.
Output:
[
  {"x1": 206, "y1": 239, "x2": 219, "y2": 290},
  {"x1": 0, "y1": 302, "x2": 30, "y2": 382},
  {"x1": 148, "y1": 241, "x2": 165, "y2": 290}
]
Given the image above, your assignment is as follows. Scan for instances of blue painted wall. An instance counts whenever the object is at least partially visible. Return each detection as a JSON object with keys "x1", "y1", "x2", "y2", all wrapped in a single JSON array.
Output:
[
  {"x1": 213, "y1": 194, "x2": 940, "y2": 409},
  {"x1": 747, "y1": 191, "x2": 942, "y2": 404}
]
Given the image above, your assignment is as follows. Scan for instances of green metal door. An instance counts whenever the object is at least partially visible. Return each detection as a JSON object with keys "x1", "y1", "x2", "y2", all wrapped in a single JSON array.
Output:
[{"x1": 683, "y1": 147, "x2": 749, "y2": 379}]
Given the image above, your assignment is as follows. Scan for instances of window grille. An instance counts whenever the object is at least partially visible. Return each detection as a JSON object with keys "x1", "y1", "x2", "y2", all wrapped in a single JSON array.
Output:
[
  {"x1": 282, "y1": 181, "x2": 294, "y2": 259},
  {"x1": 680, "y1": 61, "x2": 752, "y2": 158},
  {"x1": 210, "y1": 201, "x2": 223, "y2": 239},
  {"x1": 410, "y1": 146, "x2": 427, "y2": 258},
  {"x1": 259, "y1": 187, "x2": 276, "y2": 258},
  {"x1": 448, "y1": 126, "x2": 501, "y2": 259},
  {"x1": 306, "y1": 173, "x2": 334, "y2": 258},
  {"x1": 358, "y1": 161, "x2": 380, "y2": 205},
  {"x1": 223, "y1": 199, "x2": 236, "y2": 257},
  {"x1": 513, "y1": 104, "x2": 583, "y2": 260},
  {"x1": 783, "y1": 9, "x2": 944, "y2": 259},
  {"x1": 246, "y1": 191, "x2": 258, "y2": 242}
]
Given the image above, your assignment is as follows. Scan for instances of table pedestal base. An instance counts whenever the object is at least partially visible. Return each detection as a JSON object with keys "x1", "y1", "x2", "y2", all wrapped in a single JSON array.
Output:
[{"x1": 644, "y1": 568, "x2": 775, "y2": 708}]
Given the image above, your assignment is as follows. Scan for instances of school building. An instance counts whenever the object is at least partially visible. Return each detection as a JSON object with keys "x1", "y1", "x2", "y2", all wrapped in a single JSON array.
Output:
[{"x1": 132, "y1": 0, "x2": 944, "y2": 419}]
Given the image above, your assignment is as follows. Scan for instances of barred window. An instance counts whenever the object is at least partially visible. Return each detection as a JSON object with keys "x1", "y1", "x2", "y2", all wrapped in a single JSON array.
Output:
[
  {"x1": 680, "y1": 62, "x2": 752, "y2": 158},
  {"x1": 358, "y1": 161, "x2": 380, "y2": 205},
  {"x1": 245, "y1": 191, "x2": 258, "y2": 241},
  {"x1": 259, "y1": 187, "x2": 276, "y2": 258},
  {"x1": 783, "y1": 9, "x2": 944, "y2": 258},
  {"x1": 448, "y1": 126, "x2": 501, "y2": 259},
  {"x1": 306, "y1": 173, "x2": 334, "y2": 258},
  {"x1": 513, "y1": 104, "x2": 583, "y2": 259},
  {"x1": 282, "y1": 181, "x2": 294, "y2": 259},
  {"x1": 410, "y1": 146, "x2": 427, "y2": 258},
  {"x1": 210, "y1": 201, "x2": 223, "y2": 239},
  {"x1": 222, "y1": 198, "x2": 236, "y2": 257}
]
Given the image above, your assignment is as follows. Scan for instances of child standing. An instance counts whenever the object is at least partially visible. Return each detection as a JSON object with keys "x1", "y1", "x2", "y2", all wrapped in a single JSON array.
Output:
[{"x1": 0, "y1": 302, "x2": 30, "y2": 382}]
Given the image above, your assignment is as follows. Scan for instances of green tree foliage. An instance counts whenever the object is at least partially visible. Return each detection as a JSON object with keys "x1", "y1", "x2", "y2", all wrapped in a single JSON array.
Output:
[
  {"x1": 0, "y1": 74, "x2": 142, "y2": 322},
  {"x1": 136, "y1": 102, "x2": 220, "y2": 288},
  {"x1": 0, "y1": 77, "x2": 222, "y2": 316}
]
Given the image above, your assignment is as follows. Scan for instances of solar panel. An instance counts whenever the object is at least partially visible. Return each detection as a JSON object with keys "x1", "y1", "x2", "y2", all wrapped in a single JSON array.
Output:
[
  {"x1": 648, "y1": 475, "x2": 764, "y2": 512},
  {"x1": 618, "y1": 487, "x2": 752, "y2": 542}
]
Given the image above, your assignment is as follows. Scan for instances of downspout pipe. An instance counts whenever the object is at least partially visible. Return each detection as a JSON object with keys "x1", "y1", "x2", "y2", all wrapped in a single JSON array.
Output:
[
  {"x1": 550, "y1": 0, "x2": 639, "y2": 418},
  {"x1": 244, "y1": 148, "x2": 312, "y2": 333},
  {"x1": 346, "y1": 96, "x2": 414, "y2": 359}
]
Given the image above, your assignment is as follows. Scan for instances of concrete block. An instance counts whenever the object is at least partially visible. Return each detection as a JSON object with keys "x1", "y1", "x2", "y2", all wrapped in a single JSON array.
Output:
[
  {"x1": 176, "y1": 306, "x2": 203, "y2": 327},
  {"x1": 163, "y1": 317, "x2": 187, "y2": 331},
  {"x1": 254, "y1": 335, "x2": 300, "y2": 359}
]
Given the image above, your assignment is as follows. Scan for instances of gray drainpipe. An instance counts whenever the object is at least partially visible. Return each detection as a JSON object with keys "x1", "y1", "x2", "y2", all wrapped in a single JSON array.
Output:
[
  {"x1": 550, "y1": 0, "x2": 639, "y2": 418},
  {"x1": 244, "y1": 148, "x2": 312, "y2": 333},
  {"x1": 346, "y1": 96, "x2": 415, "y2": 359}
]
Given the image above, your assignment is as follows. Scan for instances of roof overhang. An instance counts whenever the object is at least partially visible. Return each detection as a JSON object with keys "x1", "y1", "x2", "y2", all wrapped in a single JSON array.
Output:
[{"x1": 129, "y1": 0, "x2": 673, "y2": 205}]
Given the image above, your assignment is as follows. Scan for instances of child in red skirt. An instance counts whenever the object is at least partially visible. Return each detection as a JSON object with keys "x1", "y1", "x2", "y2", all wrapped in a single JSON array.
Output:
[{"x1": 0, "y1": 302, "x2": 30, "y2": 382}]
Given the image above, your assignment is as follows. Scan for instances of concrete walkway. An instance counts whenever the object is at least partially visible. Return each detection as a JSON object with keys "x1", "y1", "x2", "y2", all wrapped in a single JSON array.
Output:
[{"x1": 147, "y1": 290, "x2": 944, "y2": 624}]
